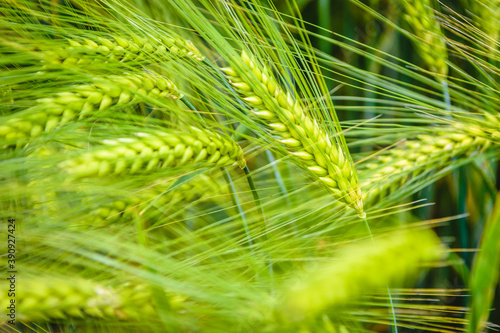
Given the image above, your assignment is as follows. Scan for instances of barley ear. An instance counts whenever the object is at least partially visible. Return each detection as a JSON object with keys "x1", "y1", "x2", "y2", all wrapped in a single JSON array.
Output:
[
  {"x1": 39, "y1": 34, "x2": 204, "y2": 67},
  {"x1": 222, "y1": 51, "x2": 365, "y2": 217},
  {"x1": 87, "y1": 174, "x2": 228, "y2": 227},
  {"x1": 398, "y1": 0, "x2": 448, "y2": 79},
  {"x1": 59, "y1": 127, "x2": 245, "y2": 179},
  {"x1": 280, "y1": 228, "x2": 445, "y2": 321},
  {"x1": 360, "y1": 131, "x2": 492, "y2": 205},
  {"x1": 0, "y1": 73, "x2": 181, "y2": 148}
]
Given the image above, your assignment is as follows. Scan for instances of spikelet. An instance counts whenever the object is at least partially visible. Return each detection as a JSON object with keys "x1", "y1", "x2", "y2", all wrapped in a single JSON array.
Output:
[
  {"x1": 0, "y1": 276, "x2": 184, "y2": 323},
  {"x1": 360, "y1": 132, "x2": 491, "y2": 205},
  {"x1": 39, "y1": 35, "x2": 204, "y2": 66},
  {"x1": 222, "y1": 51, "x2": 365, "y2": 218},
  {"x1": 0, "y1": 73, "x2": 181, "y2": 147},
  {"x1": 398, "y1": 0, "x2": 448, "y2": 79},
  {"x1": 280, "y1": 228, "x2": 445, "y2": 320},
  {"x1": 60, "y1": 127, "x2": 246, "y2": 179}
]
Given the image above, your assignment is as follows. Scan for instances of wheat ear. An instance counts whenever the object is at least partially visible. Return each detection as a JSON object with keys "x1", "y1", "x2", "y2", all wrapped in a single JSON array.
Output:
[
  {"x1": 222, "y1": 51, "x2": 365, "y2": 217},
  {"x1": 0, "y1": 276, "x2": 185, "y2": 322},
  {"x1": 38, "y1": 35, "x2": 204, "y2": 66},
  {"x1": 467, "y1": 113, "x2": 500, "y2": 144},
  {"x1": 468, "y1": 0, "x2": 500, "y2": 49},
  {"x1": 60, "y1": 127, "x2": 246, "y2": 179},
  {"x1": 399, "y1": 0, "x2": 448, "y2": 79},
  {"x1": 281, "y1": 228, "x2": 444, "y2": 320},
  {"x1": 360, "y1": 132, "x2": 491, "y2": 205},
  {"x1": 0, "y1": 73, "x2": 181, "y2": 147},
  {"x1": 89, "y1": 174, "x2": 228, "y2": 226}
]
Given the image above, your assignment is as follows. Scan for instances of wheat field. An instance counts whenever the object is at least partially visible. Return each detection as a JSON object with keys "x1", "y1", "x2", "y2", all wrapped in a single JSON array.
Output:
[{"x1": 0, "y1": 0, "x2": 499, "y2": 332}]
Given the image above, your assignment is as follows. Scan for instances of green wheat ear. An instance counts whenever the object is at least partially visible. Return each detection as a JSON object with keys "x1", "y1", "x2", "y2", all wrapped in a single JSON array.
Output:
[
  {"x1": 397, "y1": 0, "x2": 448, "y2": 79},
  {"x1": 360, "y1": 131, "x2": 493, "y2": 205},
  {"x1": 279, "y1": 228, "x2": 445, "y2": 321},
  {"x1": 0, "y1": 276, "x2": 184, "y2": 323},
  {"x1": 36, "y1": 34, "x2": 204, "y2": 66},
  {"x1": 59, "y1": 127, "x2": 245, "y2": 179},
  {"x1": 467, "y1": 192, "x2": 500, "y2": 333},
  {"x1": 86, "y1": 173, "x2": 229, "y2": 227},
  {"x1": 0, "y1": 73, "x2": 182, "y2": 148},
  {"x1": 222, "y1": 51, "x2": 365, "y2": 218}
]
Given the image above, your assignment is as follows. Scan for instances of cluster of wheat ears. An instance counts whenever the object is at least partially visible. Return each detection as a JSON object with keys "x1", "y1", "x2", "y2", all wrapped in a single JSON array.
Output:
[{"x1": 0, "y1": 0, "x2": 499, "y2": 332}]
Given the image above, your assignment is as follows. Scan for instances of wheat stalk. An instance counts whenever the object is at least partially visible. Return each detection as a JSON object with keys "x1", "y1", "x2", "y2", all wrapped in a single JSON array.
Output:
[
  {"x1": 36, "y1": 35, "x2": 204, "y2": 66},
  {"x1": 360, "y1": 131, "x2": 492, "y2": 204},
  {"x1": 398, "y1": 0, "x2": 448, "y2": 79},
  {"x1": 222, "y1": 51, "x2": 365, "y2": 217},
  {"x1": 280, "y1": 228, "x2": 444, "y2": 320},
  {"x1": 60, "y1": 127, "x2": 245, "y2": 179},
  {"x1": 0, "y1": 73, "x2": 181, "y2": 147}
]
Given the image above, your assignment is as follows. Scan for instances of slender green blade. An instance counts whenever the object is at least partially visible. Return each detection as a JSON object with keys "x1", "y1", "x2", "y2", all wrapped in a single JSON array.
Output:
[{"x1": 467, "y1": 191, "x2": 500, "y2": 333}]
